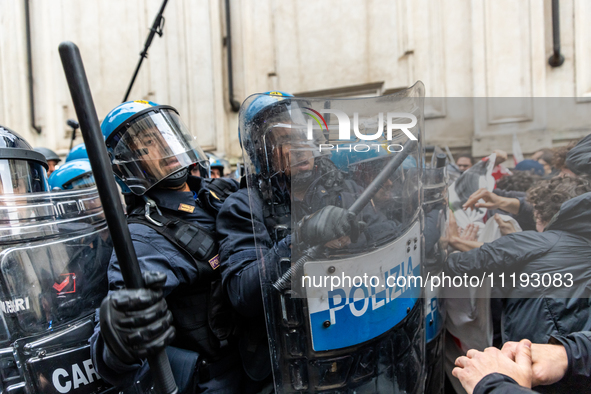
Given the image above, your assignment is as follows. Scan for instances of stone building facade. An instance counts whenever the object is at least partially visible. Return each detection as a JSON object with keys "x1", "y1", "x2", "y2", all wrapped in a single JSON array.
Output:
[{"x1": 1, "y1": 0, "x2": 590, "y2": 162}]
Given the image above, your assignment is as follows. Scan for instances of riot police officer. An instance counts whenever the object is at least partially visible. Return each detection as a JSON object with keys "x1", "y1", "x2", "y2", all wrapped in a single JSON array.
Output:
[
  {"x1": 0, "y1": 126, "x2": 49, "y2": 194},
  {"x1": 89, "y1": 100, "x2": 243, "y2": 394},
  {"x1": 217, "y1": 90, "x2": 426, "y2": 393},
  {"x1": 34, "y1": 147, "x2": 61, "y2": 176},
  {"x1": 49, "y1": 159, "x2": 95, "y2": 190},
  {"x1": 207, "y1": 154, "x2": 228, "y2": 179},
  {"x1": 66, "y1": 143, "x2": 88, "y2": 162},
  {"x1": 0, "y1": 125, "x2": 113, "y2": 394}
]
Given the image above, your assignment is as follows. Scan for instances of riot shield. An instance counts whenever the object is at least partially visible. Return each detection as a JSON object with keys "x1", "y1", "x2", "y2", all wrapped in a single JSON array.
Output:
[
  {"x1": 422, "y1": 155, "x2": 449, "y2": 394},
  {"x1": 240, "y1": 83, "x2": 425, "y2": 393},
  {"x1": 0, "y1": 188, "x2": 113, "y2": 394}
]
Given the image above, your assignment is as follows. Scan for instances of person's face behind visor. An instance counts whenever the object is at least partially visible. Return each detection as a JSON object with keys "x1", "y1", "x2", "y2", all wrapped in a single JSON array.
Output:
[
  {"x1": 0, "y1": 159, "x2": 48, "y2": 195},
  {"x1": 110, "y1": 107, "x2": 208, "y2": 195},
  {"x1": 127, "y1": 126, "x2": 184, "y2": 180},
  {"x1": 266, "y1": 124, "x2": 315, "y2": 178}
]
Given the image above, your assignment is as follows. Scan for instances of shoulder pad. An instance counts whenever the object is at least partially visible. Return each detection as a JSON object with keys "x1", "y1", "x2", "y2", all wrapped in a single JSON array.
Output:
[
  {"x1": 203, "y1": 178, "x2": 239, "y2": 202},
  {"x1": 198, "y1": 178, "x2": 239, "y2": 216}
]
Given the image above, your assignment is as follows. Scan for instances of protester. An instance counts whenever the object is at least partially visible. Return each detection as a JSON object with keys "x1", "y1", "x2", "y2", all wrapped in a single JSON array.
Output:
[
  {"x1": 457, "y1": 153, "x2": 474, "y2": 173},
  {"x1": 531, "y1": 148, "x2": 550, "y2": 161},
  {"x1": 453, "y1": 339, "x2": 534, "y2": 394},
  {"x1": 489, "y1": 149, "x2": 511, "y2": 183},
  {"x1": 462, "y1": 188, "x2": 535, "y2": 232},
  {"x1": 453, "y1": 331, "x2": 591, "y2": 393},
  {"x1": 513, "y1": 160, "x2": 545, "y2": 177},
  {"x1": 446, "y1": 176, "x2": 591, "y2": 345},
  {"x1": 495, "y1": 170, "x2": 542, "y2": 193},
  {"x1": 552, "y1": 139, "x2": 581, "y2": 177},
  {"x1": 447, "y1": 213, "x2": 518, "y2": 252},
  {"x1": 532, "y1": 148, "x2": 555, "y2": 176},
  {"x1": 464, "y1": 138, "x2": 591, "y2": 232},
  {"x1": 565, "y1": 133, "x2": 591, "y2": 177}
]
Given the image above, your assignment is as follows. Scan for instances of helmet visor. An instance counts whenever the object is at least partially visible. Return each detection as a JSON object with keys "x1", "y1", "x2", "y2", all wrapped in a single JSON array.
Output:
[
  {"x1": 261, "y1": 123, "x2": 326, "y2": 179},
  {"x1": 0, "y1": 159, "x2": 49, "y2": 194},
  {"x1": 63, "y1": 172, "x2": 96, "y2": 190},
  {"x1": 110, "y1": 108, "x2": 208, "y2": 194},
  {"x1": 252, "y1": 98, "x2": 328, "y2": 179}
]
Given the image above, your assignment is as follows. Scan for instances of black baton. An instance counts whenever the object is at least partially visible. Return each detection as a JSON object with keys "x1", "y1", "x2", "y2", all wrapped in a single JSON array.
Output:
[{"x1": 58, "y1": 41, "x2": 178, "y2": 394}]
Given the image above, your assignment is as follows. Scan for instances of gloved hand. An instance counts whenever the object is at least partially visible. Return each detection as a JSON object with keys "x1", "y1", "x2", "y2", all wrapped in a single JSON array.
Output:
[
  {"x1": 297, "y1": 206, "x2": 365, "y2": 246},
  {"x1": 100, "y1": 271, "x2": 175, "y2": 365}
]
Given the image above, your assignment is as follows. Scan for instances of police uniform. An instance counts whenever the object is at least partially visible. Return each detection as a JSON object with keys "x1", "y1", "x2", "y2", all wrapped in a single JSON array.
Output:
[
  {"x1": 91, "y1": 176, "x2": 244, "y2": 393},
  {"x1": 217, "y1": 185, "x2": 281, "y2": 386},
  {"x1": 91, "y1": 99, "x2": 254, "y2": 394},
  {"x1": 228, "y1": 88, "x2": 428, "y2": 393},
  {"x1": 0, "y1": 126, "x2": 115, "y2": 394},
  {"x1": 216, "y1": 160, "x2": 401, "y2": 387}
]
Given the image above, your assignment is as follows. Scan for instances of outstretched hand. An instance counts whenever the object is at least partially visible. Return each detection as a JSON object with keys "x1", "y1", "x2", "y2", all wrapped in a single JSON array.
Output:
[
  {"x1": 460, "y1": 223, "x2": 479, "y2": 241},
  {"x1": 463, "y1": 188, "x2": 502, "y2": 211},
  {"x1": 493, "y1": 150, "x2": 508, "y2": 166},
  {"x1": 501, "y1": 341, "x2": 568, "y2": 387},
  {"x1": 453, "y1": 340, "x2": 533, "y2": 394},
  {"x1": 494, "y1": 214, "x2": 518, "y2": 236}
]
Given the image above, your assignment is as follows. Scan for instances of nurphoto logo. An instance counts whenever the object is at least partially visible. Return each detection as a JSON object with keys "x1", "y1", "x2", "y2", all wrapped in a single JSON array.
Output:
[{"x1": 303, "y1": 108, "x2": 417, "y2": 153}]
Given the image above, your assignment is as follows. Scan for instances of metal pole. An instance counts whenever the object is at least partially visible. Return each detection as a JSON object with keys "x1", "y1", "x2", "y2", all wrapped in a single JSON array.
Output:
[
  {"x1": 122, "y1": 0, "x2": 168, "y2": 102},
  {"x1": 225, "y1": 0, "x2": 241, "y2": 112},
  {"x1": 548, "y1": 0, "x2": 564, "y2": 67},
  {"x1": 24, "y1": 0, "x2": 41, "y2": 134}
]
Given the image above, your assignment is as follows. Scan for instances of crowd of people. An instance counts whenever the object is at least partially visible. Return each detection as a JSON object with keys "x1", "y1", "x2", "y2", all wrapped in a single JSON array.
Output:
[
  {"x1": 447, "y1": 135, "x2": 591, "y2": 393},
  {"x1": 2, "y1": 91, "x2": 591, "y2": 394}
]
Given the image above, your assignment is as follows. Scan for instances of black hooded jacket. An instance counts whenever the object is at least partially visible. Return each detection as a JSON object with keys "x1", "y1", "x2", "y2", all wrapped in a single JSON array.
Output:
[
  {"x1": 566, "y1": 133, "x2": 591, "y2": 176},
  {"x1": 473, "y1": 331, "x2": 591, "y2": 394},
  {"x1": 445, "y1": 192, "x2": 591, "y2": 345}
]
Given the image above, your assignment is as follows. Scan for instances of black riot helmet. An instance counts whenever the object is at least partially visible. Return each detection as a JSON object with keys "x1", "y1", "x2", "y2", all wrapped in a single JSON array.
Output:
[
  {"x1": 33, "y1": 147, "x2": 61, "y2": 163},
  {"x1": 0, "y1": 126, "x2": 49, "y2": 194}
]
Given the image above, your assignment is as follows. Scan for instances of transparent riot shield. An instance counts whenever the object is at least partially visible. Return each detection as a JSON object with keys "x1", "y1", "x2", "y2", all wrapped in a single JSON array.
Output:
[
  {"x1": 0, "y1": 188, "x2": 113, "y2": 394},
  {"x1": 240, "y1": 83, "x2": 425, "y2": 393},
  {"x1": 422, "y1": 154, "x2": 449, "y2": 394}
]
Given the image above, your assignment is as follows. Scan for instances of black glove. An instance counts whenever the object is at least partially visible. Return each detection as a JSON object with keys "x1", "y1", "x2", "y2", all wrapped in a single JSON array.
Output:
[
  {"x1": 297, "y1": 206, "x2": 365, "y2": 246},
  {"x1": 100, "y1": 271, "x2": 175, "y2": 365}
]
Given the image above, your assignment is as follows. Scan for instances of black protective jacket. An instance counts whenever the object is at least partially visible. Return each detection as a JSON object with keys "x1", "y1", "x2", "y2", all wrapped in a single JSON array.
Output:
[
  {"x1": 489, "y1": 189, "x2": 536, "y2": 231},
  {"x1": 216, "y1": 170, "x2": 400, "y2": 382},
  {"x1": 445, "y1": 192, "x2": 591, "y2": 344},
  {"x1": 566, "y1": 133, "x2": 591, "y2": 176},
  {"x1": 474, "y1": 331, "x2": 591, "y2": 394}
]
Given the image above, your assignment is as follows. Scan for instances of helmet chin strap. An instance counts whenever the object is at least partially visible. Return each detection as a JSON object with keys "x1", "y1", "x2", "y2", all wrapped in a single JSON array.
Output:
[
  {"x1": 159, "y1": 167, "x2": 189, "y2": 189},
  {"x1": 291, "y1": 168, "x2": 314, "y2": 191}
]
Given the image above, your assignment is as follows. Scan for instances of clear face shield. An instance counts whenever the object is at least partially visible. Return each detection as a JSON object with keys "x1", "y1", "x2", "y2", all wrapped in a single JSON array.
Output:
[
  {"x1": 0, "y1": 187, "x2": 112, "y2": 393},
  {"x1": 347, "y1": 155, "x2": 420, "y2": 227},
  {"x1": 262, "y1": 123, "x2": 325, "y2": 180},
  {"x1": 0, "y1": 160, "x2": 49, "y2": 194},
  {"x1": 241, "y1": 84, "x2": 427, "y2": 393},
  {"x1": 62, "y1": 172, "x2": 96, "y2": 190},
  {"x1": 108, "y1": 107, "x2": 209, "y2": 195},
  {"x1": 0, "y1": 188, "x2": 111, "y2": 340}
]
